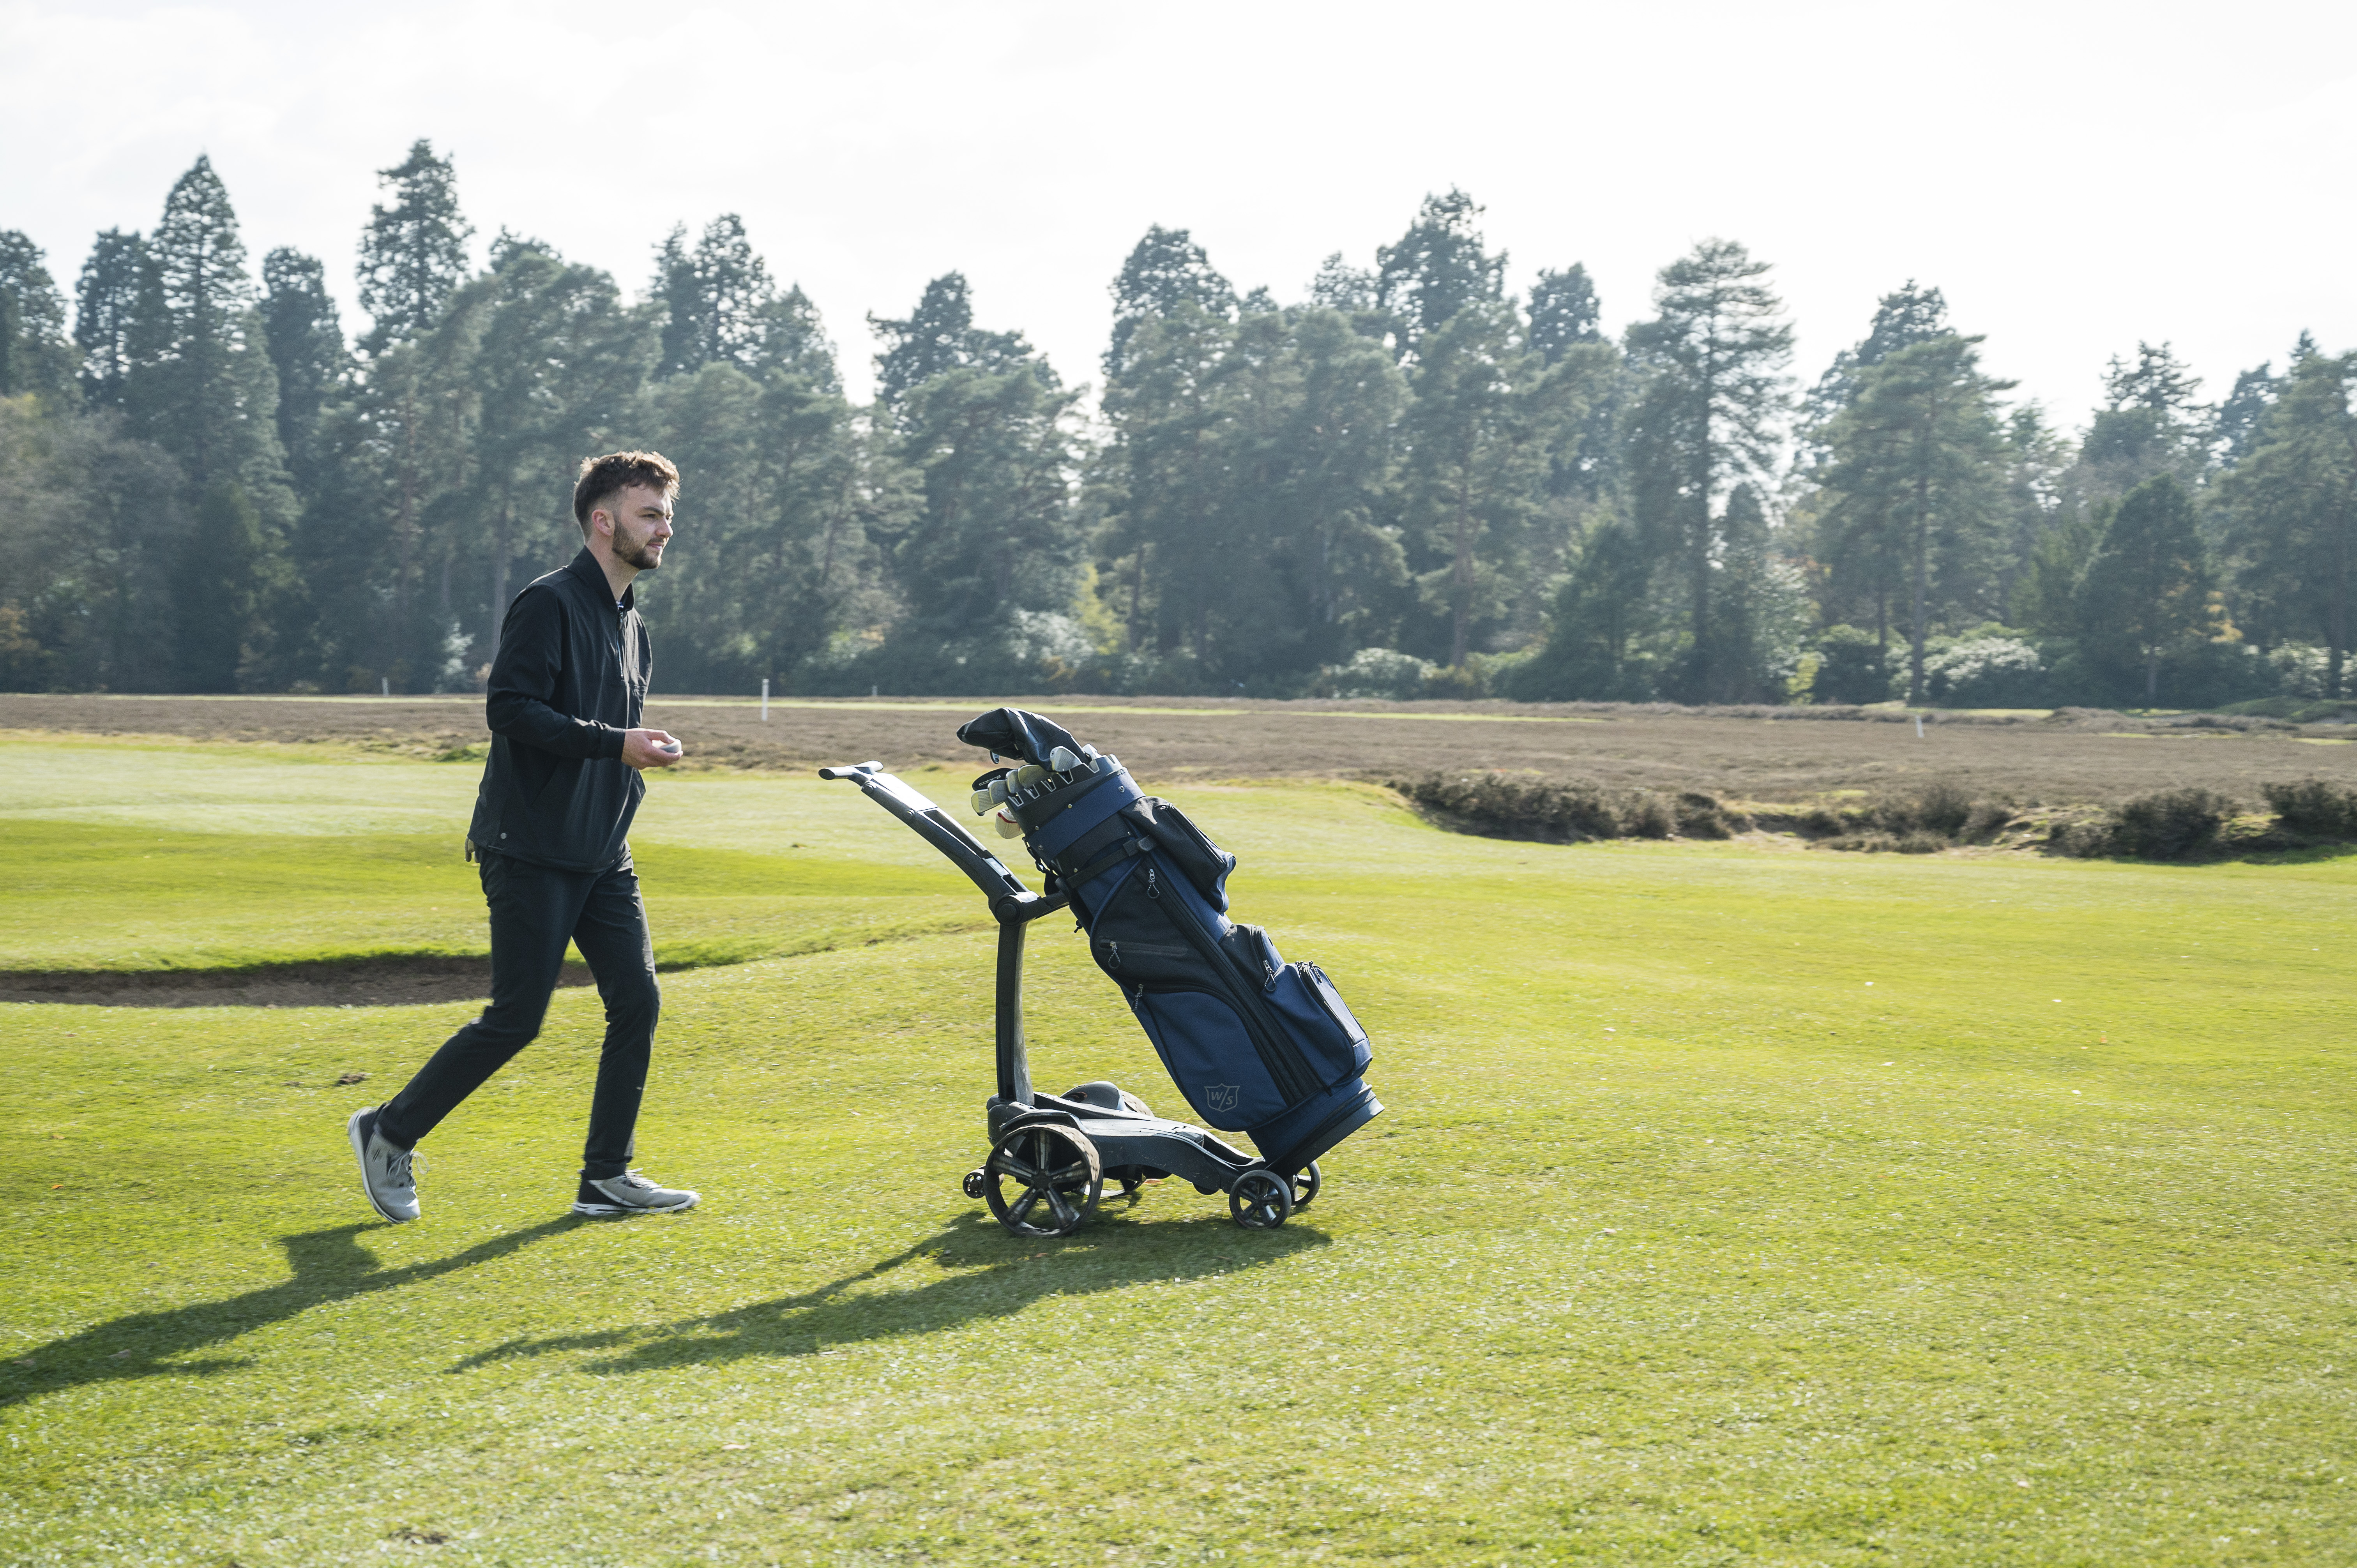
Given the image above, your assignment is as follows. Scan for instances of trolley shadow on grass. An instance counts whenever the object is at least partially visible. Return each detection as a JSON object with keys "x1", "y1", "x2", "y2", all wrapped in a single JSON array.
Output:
[{"x1": 449, "y1": 1210, "x2": 1330, "y2": 1377}]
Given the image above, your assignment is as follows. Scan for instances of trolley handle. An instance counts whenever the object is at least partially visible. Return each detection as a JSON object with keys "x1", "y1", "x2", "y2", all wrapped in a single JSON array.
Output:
[{"x1": 818, "y1": 762, "x2": 1064, "y2": 920}]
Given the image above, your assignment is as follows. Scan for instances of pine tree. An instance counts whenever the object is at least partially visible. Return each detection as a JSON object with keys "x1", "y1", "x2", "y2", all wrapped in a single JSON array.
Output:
[
  {"x1": 1099, "y1": 270, "x2": 1410, "y2": 687},
  {"x1": 1798, "y1": 282, "x2": 1951, "y2": 468},
  {"x1": 467, "y1": 242, "x2": 656, "y2": 648},
  {"x1": 126, "y1": 157, "x2": 289, "y2": 495},
  {"x1": 1812, "y1": 334, "x2": 2014, "y2": 700},
  {"x1": 2213, "y1": 362, "x2": 2277, "y2": 468},
  {"x1": 72, "y1": 229, "x2": 144, "y2": 410},
  {"x1": 891, "y1": 360, "x2": 1083, "y2": 661},
  {"x1": 1399, "y1": 298, "x2": 1573, "y2": 668},
  {"x1": 1997, "y1": 403, "x2": 2075, "y2": 622},
  {"x1": 260, "y1": 247, "x2": 349, "y2": 500},
  {"x1": 1514, "y1": 512, "x2": 1657, "y2": 700},
  {"x1": 870, "y1": 272, "x2": 1081, "y2": 675},
  {"x1": 636, "y1": 225, "x2": 870, "y2": 691},
  {"x1": 1705, "y1": 482, "x2": 1811, "y2": 701},
  {"x1": 1527, "y1": 266, "x2": 1601, "y2": 363},
  {"x1": 2079, "y1": 342, "x2": 2207, "y2": 487},
  {"x1": 174, "y1": 479, "x2": 269, "y2": 691},
  {"x1": 356, "y1": 140, "x2": 472, "y2": 356},
  {"x1": 1251, "y1": 309, "x2": 1410, "y2": 669},
  {"x1": 1098, "y1": 288, "x2": 1242, "y2": 664},
  {"x1": 869, "y1": 273, "x2": 1030, "y2": 413},
  {"x1": 652, "y1": 214, "x2": 774, "y2": 377},
  {"x1": 1527, "y1": 265, "x2": 1620, "y2": 507},
  {"x1": 1104, "y1": 226, "x2": 1235, "y2": 382},
  {"x1": 2212, "y1": 350, "x2": 2357, "y2": 697},
  {"x1": 1374, "y1": 189, "x2": 1507, "y2": 360},
  {"x1": 1307, "y1": 253, "x2": 1376, "y2": 313},
  {"x1": 0, "y1": 232, "x2": 78, "y2": 402},
  {"x1": 2074, "y1": 473, "x2": 2211, "y2": 705},
  {"x1": 752, "y1": 284, "x2": 840, "y2": 390},
  {"x1": 1622, "y1": 238, "x2": 1793, "y2": 700}
]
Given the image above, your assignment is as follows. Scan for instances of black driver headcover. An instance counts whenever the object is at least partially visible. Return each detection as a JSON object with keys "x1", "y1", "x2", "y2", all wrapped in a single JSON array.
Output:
[{"x1": 955, "y1": 707, "x2": 1086, "y2": 768}]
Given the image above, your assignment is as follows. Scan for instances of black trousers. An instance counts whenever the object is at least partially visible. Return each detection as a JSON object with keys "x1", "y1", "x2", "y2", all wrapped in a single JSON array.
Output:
[{"x1": 377, "y1": 849, "x2": 659, "y2": 1180}]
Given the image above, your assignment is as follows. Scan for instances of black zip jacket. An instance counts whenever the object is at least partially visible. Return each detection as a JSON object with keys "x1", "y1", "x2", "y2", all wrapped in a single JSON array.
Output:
[{"x1": 466, "y1": 549, "x2": 650, "y2": 871}]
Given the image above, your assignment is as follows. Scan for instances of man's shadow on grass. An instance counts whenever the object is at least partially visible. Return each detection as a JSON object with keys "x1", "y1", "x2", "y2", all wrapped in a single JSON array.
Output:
[
  {"x1": 452, "y1": 1206, "x2": 1329, "y2": 1376},
  {"x1": 2, "y1": 1217, "x2": 576, "y2": 1409}
]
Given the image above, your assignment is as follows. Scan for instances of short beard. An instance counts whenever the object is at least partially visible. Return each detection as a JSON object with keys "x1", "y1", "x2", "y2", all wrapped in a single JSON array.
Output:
[{"x1": 617, "y1": 528, "x2": 664, "y2": 570}]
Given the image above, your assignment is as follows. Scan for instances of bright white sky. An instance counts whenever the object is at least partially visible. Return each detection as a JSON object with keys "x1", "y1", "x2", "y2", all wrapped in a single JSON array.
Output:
[{"x1": 6, "y1": 0, "x2": 2353, "y2": 427}]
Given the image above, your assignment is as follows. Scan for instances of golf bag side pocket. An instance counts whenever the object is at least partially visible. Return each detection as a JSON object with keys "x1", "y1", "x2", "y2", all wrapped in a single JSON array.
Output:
[
  {"x1": 1127, "y1": 986, "x2": 1287, "y2": 1131},
  {"x1": 1263, "y1": 962, "x2": 1375, "y2": 1088},
  {"x1": 1125, "y1": 798, "x2": 1236, "y2": 912}
]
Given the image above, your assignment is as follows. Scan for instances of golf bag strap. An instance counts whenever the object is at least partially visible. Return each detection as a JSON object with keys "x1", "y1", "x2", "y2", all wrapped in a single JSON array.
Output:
[{"x1": 1047, "y1": 813, "x2": 1150, "y2": 891}]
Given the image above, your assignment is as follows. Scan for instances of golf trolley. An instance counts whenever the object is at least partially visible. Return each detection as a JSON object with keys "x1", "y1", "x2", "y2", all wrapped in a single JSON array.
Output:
[{"x1": 818, "y1": 759, "x2": 1332, "y2": 1235}]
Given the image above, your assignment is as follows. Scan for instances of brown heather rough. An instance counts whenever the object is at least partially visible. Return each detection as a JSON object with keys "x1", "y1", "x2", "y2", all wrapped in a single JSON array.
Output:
[{"x1": 5, "y1": 691, "x2": 2355, "y2": 805}]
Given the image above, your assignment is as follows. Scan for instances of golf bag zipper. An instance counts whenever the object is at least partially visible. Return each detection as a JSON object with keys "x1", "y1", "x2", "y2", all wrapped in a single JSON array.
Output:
[
  {"x1": 1099, "y1": 936, "x2": 1191, "y2": 970},
  {"x1": 1143, "y1": 861, "x2": 1318, "y2": 1104}
]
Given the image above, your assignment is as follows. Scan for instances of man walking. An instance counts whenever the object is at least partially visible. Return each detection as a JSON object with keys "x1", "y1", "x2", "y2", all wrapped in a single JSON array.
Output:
[{"x1": 349, "y1": 451, "x2": 698, "y2": 1222}]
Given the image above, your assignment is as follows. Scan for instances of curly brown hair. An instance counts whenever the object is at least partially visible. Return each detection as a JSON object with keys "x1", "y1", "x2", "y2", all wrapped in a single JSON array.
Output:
[{"x1": 571, "y1": 450, "x2": 680, "y2": 537}]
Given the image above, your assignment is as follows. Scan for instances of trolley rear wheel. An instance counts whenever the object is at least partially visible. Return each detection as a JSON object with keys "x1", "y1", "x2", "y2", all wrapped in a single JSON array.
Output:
[{"x1": 982, "y1": 1123, "x2": 1103, "y2": 1238}]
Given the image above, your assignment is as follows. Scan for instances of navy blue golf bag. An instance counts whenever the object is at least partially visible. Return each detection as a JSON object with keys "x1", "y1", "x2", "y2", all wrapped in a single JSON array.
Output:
[{"x1": 959, "y1": 708, "x2": 1381, "y2": 1174}]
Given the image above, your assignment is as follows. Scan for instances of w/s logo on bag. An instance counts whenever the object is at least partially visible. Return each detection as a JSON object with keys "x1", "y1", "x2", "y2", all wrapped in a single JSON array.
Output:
[{"x1": 1204, "y1": 1083, "x2": 1239, "y2": 1114}]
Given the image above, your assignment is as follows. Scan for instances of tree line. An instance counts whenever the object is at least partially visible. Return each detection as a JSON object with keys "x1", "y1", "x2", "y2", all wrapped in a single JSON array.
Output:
[{"x1": 2, "y1": 146, "x2": 2351, "y2": 708}]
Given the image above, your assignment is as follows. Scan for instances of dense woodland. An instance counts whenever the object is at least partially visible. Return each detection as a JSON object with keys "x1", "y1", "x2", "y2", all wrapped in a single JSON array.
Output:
[{"x1": 2, "y1": 144, "x2": 2352, "y2": 708}]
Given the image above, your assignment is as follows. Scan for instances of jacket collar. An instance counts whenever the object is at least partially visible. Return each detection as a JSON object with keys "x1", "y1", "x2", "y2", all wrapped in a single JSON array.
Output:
[{"x1": 567, "y1": 547, "x2": 634, "y2": 613}]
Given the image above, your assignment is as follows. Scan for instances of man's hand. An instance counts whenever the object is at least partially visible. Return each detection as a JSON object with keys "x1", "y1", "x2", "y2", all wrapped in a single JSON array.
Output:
[{"x1": 622, "y1": 728, "x2": 685, "y2": 769}]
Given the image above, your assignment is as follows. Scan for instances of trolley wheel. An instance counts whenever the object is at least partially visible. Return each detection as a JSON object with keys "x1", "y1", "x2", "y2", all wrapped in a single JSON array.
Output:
[
  {"x1": 1229, "y1": 1168, "x2": 1293, "y2": 1230},
  {"x1": 982, "y1": 1123, "x2": 1103, "y2": 1238},
  {"x1": 1108, "y1": 1166, "x2": 1146, "y2": 1201},
  {"x1": 1289, "y1": 1161, "x2": 1322, "y2": 1212},
  {"x1": 962, "y1": 1168, "x2": 988, "y2": 1200}
]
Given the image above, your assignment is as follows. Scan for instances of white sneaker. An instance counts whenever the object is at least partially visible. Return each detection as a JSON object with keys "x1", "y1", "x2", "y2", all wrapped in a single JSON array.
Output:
[
  {"x1": 347, "y1": 1107, "x2": 419, "y2": 1223},
  {"x1": 571, "y1": 1169, "x2": 698, "y2": 1217}
]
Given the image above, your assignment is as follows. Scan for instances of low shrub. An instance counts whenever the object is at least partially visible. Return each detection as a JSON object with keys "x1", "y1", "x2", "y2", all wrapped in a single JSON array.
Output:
[
  {"x1": 1808, "y1": 627, "x2": 1891, "y2": 705},
  {"x1": 2261, "y1": 779, "x2": 2357, "y2": 838},
  {"x1": 1392, "y1": 772, "x2": 1627, "y2": 841},
  {"x1": 1907, "y1": 779, "x2": 1975, "y2": 837},
  {"x1": 1675, "y1": 791, "x2": 1749, "y2": 839},
  {"x1": 1624, "y1": 793, "x2": 1676, "y2": 839},
  {"x1": 1421, "y1": 663, "x2": 1487, "y2": 700},
  {"x1": 1821, "y1": 781, "x2": 2010, "y2": 851},
  {"x1": 2050, "y1": 789, "x2": 2239, "y2": 860},
  {"x1": 1318, "y1": 647, "x2": 1436, "y2": 701},
  {"x1": 1961, "y1": 800, "x2": 2014, "y2": 843},
  {"x1": 2111, "y1": 788, "x2": 2237, "y2": 859},
  {"x1": 2048, "y1": 819, "x2": 2118, "y2": 858},
  {"x1": 1391, "y1": 773, "x2": 1740, "y2": 842},
  {"x1": 1914, "y1": 635, "x2": 2049, "y2": 708}
]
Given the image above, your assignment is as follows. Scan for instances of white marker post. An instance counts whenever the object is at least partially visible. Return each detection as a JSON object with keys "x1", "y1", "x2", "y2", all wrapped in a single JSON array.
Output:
[
  {"x1": 761, "y1": 677, "x2": 770, "y2": 722},
  {"x1": 1914, "y1": 713, "x2": 1924, "y2": 738},
  {"x1": 380, "y1": 676, "x2": 389, "y2": 698}
]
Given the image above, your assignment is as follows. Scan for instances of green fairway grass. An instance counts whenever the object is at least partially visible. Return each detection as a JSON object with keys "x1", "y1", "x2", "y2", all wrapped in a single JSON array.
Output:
[{"x1": 4, "y1": 739, "x2": 2354, "y2": 1564}]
